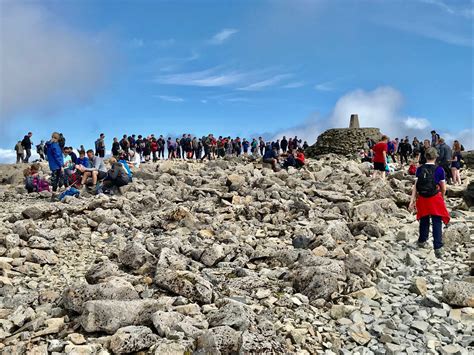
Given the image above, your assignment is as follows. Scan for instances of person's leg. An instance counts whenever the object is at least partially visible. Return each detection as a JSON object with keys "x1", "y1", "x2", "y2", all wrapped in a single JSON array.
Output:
[
  {"x1": 431, "y1": 215, "x2": 443, "y2": 251},
  {"x1": 418, "y1": 216, "x2": 430, "y2": 245},
  {"x1": 81, "y1": 171, "x2": 90, "y2": 185},
  {"x1": 92, "y1": 171, "x2": 99, "y2": 185},
  {"x1": 456, "y1": 169, "x2": 461, "y2": 185}
]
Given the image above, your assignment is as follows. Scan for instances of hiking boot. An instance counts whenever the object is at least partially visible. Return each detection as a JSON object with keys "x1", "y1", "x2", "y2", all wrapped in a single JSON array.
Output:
[
  {"x1": 434, "y1": 248, "x2": 444, "y2": 259},
  {"x1": 417, "y1": 241, "x2": 429, "y2": 249}
]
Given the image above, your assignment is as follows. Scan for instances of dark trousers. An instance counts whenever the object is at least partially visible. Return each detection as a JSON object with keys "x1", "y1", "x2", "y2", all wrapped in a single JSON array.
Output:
[
  {"x1": 419, "y1": 215, "x2": 443, "y2": 250},
  {"x1": 201, "y1": 148, "x2": 211, "y2": 161},
  {"x1": 159, "y1": 148, "x2": 165, "y2": 159},
  {"x1": 152, "y1": 151, "x2": 157, "y2": 162},
  {"x1": 24, "y1": 149, "x2": 31, "y2": 163},
  {"x1": 400, "y1": 154, "x2": 409, "y2": 165},
  {"x1": 50, "y1": 169, "x2": 63, "y2": 192},
  {"x1": 259, "y1": 147, "x2": 264, "y2": 155}
]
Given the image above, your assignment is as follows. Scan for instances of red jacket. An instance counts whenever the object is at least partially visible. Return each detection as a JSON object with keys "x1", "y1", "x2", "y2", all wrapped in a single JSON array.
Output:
[
  {"x1": 296, "y1": 152, "x2": 305, "y2": 163},
  {"x1": 151, "y1": 142, "x2": 158, "y2": 152}
]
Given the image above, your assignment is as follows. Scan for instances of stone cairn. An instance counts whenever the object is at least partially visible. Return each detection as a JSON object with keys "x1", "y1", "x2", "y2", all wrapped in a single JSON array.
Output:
[{"x1": 306, "y1": 115, "x2": 381, "y2": 157}]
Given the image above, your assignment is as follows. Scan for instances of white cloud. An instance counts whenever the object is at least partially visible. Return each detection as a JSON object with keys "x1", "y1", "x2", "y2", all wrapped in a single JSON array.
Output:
[
  {"x1": 0, "y1": 2, "x2": 112, "y2": 123},
  {"x1": 238, "y1": 74, "x2": 291, "y2": 91},
  {"x1": 404, "y1": 116, "x2": 430, "y2": 130},
  {"x1": 155, "y1": 95, "x2": 184, "y2": 102},
  {"x1": 281, "y1": 81, "x2": 305, "y2": 89},
  {"x1": 155, "y1": 67, "x2": 291, "y2": 91},
  {"x1": 419, "y1": 0, "x2": 474, "y2": 19},
  {"x1": 273, "y1": 86, "x2": 473, "y2": 149},
  {"x1": 315, "y1": 80, "x2": 338, "y2": 92},
  {"x1": 209, "y1": 28, "x2": 239, "y2": 45}
]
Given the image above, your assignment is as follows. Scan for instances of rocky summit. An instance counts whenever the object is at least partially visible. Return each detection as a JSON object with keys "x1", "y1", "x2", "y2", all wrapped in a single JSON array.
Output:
[{"x1": 0, "y1": 156, "x2": 473, "y2": 355}]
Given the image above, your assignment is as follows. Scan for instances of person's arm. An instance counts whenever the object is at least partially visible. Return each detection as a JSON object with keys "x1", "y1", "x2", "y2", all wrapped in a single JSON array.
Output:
[
  {"x1": 409, "y1": 184, "x2": 417, "y2": 211},
  {"x1": 53, "y1": 145, "x2": 63, "y2": 169},
  {"x1": 439, "y1": 181, "x2": 446, "y2": 197},
  {"x1": 382, "y1": 150, "x2": 387, "y2": 163}
]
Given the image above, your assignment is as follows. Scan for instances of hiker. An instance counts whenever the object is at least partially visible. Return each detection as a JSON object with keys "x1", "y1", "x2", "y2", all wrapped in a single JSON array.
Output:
[
  {"x1": 398, "y1": 138, "x2": 412, "y2": 165},
  {"x1": 259, "y1": 137, "x2": 265, "y2": 156},
  {"x1": 101, "y1": 157, "x2": 130, "y2": 194},
  {"x1": 118, "y1": 154, "x2": 133, "y2": 181},
  {"x1": 76, "y1": 150, "x2": 90, "y2": 168},
  {"x1": 143, "y1": 137, "x2": 151, "y2": 162},
  {"x1": 15, "y1": 141, "x2": 24, "y2": 164},
  {"x1": 281, "y1": 136, "x2": 288, "y2": 153},
  {"x1": 45, "y1": 132, "x2": 64, "y2": 192},
  {"x1": 387, "y1": 138, "x2": 397, "y2": 163},
  {"x1": 372, "y1": 135, "x2": 389, "y2": 180},
  {"x1": 242, "y1": 139, "x2": 250, "y2": 155},
  {"x1": 417, "y1": 139, "x2": 431, "y2": 165},
  {"x1": 436, "y1": 138, "x2": 452, "y2": 183},
  {"x1": 295, "y1": 148, "x2": 305, "y2": 169},
  {"x1": 302, "y1": 141, "x2": 309, "y2": 150},
  {"x1": 282, "y1": 150, "x2": 297, "y2": 169},
  {"x1": 409, "y1": 147, "x2": 450, "y2": 259},
  {"x1": 450, "y1": 140, "x2": 462, "y2": 185},
  {"x1": 167, "y1": 138, "x2": 175, "y2": 160},
  {"x1": 151, "y1": 138, "x2": 158, "y2": 162},
  {"x1": 95, "y1": 133, "x2": 106, "y2": 157},
  {"x1": 120, "y1": 135, "x2": 130, "y2": 156},
  {"x1": 157, "y1": 135, "x2": 166, "y2": 159},
  {"x1": 24, "y1": 164, "x2": 50, "y2": 193},
  {"x1": 263, "y1": 146, "x2": 280, "y2": 171},
  {"x1": 201, "y1": 135, "x2": 212, "y2": 161},
  {"x1": 431, "y1": 130, "x2": 440, "y2": 147},
  {"x1": 58, "y1": 133, "x2": 66, "y2": 150},
  {"x1": 22, "y1": 132, "x2": 33, "y2": 163},
  {"x1": 77, "y1": 150, "x2": 108, "y2": 193},
  {"x1": 62, "y1": 147, "x2": 75, "y2": 187},
  {"x1": 36, "y1": 140, "x2": 45, "y2": 161},
  {"x1": 112, "y1": 137, "x2": 121, "y2": 157}
]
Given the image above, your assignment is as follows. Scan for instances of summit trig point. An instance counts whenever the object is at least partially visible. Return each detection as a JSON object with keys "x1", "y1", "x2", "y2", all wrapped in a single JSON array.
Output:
[{"x1": 349, "y1": 114, "x2": 360, "y2": 129}]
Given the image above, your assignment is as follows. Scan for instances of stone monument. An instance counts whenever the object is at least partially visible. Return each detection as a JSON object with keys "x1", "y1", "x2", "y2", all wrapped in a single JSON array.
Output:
[
  {"x1": 349, "y1": 114, "x2": 360, "y2": 129},
  {"x1": 305, "y1": 114, "x2": 381, "y2": 157}
]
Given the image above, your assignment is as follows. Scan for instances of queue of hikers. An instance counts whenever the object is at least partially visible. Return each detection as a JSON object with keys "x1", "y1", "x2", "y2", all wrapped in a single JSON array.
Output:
[{"x1": 20, "y1": 131, "x2": 309, "y2": 197}]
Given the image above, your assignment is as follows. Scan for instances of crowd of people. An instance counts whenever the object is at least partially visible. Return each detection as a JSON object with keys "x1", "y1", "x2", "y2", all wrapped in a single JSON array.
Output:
[
  {"x1": 368, "y1": 130, "x2": 467, "y2": 259},
  {"x1": 18, "y1": 131, "x2": 310, "y2": 196},
  {"x1": 367, "y1": 130, "x2": 465, "y2": 186}
]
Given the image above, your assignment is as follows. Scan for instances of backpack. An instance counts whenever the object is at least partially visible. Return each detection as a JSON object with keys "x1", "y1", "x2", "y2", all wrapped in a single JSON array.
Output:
[
  {"x1": 408, "y1": 164, "x2": 417, "y2": 175},
  {"x1": 416, "y1": 165, "x2": 438, "y2": 198}
]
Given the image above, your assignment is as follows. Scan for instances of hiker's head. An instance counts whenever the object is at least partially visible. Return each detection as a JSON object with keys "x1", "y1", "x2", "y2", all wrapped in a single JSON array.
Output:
[
  {"x1": 30, "y1": 163, "x2": 40, "y2": 174},
  {"x1": 425, "y1": 147, "x2": 438, "y2": 161},
  {"x1": 86, "y1": 150, "x2": 94, "y2": 159},
  {"x1": 100, "y1": 133, "x2": 105, "y2": 138},
  {"x1": 51, "y1": 132, "x2": 60, "y2": 142},
  {"x1": 453, "y1": 141, "x2": 461, "y2": 152},
  {"x1": 424, "y1": 139, "x2": 430, "y2": 147},
  {"x1": 380, "y1": 135, "x2": 388, "y2": 142},
  {"x1": 109, "y1": 157, "x2": 117, "y2": 164},
  {"x1": 79, "y1": 150, "x2": 85, "y2": 157},
  {"x1": 28, "y1": 132, "x2": 32, "y2": 137},
  {"x1": 431, "y1": 130, "x2": 436, "y2": 135},
  {"x1": 438, "y1": 138, "x2": 445, "y2": 144}
]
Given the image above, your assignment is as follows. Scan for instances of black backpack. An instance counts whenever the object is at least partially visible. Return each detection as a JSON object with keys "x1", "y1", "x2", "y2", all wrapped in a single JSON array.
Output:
[{"x1": 416, "y1": 165, "x2": 438, "y2": 198}]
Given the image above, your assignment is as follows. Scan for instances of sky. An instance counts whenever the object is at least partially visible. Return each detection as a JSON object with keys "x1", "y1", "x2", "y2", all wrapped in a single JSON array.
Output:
[{"x1": 0, "y1": 0, "x2": 473, "y2": 162}]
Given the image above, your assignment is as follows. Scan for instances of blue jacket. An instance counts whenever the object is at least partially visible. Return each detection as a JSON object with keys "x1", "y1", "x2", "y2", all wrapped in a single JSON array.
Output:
[
  {"x1": 45, "y1": 141, "x2": 64, "y2": 171},
  {"x1": 118, "y1": 159, "x2": 133, "y2": 179}
]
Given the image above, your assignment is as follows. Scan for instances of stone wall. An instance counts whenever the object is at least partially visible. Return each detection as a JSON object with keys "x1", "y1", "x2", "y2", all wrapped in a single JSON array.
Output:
[{"x1": 306, "y1": 128, "x2": 381, "y2": 157}]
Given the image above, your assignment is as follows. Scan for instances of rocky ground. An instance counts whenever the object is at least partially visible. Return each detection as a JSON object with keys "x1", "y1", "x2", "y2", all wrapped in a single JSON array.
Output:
[{"x1": 0, "y1": 156, "x2": 472, "y2": 355}]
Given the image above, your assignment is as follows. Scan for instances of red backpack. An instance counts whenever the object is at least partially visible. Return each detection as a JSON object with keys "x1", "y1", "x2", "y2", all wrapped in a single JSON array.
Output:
[{"x1": 408, "y1": 164, "x2": 417, "y2": 175}]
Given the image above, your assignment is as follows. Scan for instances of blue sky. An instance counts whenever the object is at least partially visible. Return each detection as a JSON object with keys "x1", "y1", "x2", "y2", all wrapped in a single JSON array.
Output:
[{"x1": 0, "y1": 0, "x2": 472, "y2": 161}]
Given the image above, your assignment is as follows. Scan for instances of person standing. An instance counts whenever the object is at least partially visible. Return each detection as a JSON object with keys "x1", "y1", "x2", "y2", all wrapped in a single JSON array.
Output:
[
  {"x1": 372, "y1": 135, "x2": 388, "y2": 179},
  {"x1": 431, "y1": 130, "x2": 440, "y2": 147},
  {"x1": 417, "y1": 139, "x2": 431, "y2": 165},
  {"x1": 22, "y1": 132, "x2": 33, "y2": 163},
  {"x1": 281, "y1": 136, "x2": 288, "y2": 153},
  {"x1": 409, "y1": 147, "x2": 450, "y2": 259},
  {"x1": 399, "y1": 139, "x2": 412, "y2": 165},
  {"x1": 112, "y1": 137, "x2": 120, "y2": 157},
  {"x1": 45, "y1": 132, "x2": 64, "y2": 192},
  {"x1": 158, "y1": 135, "x2": 165, "y2": 160},
  {"x1": 36, "y1": 140, "x2": 45, "y2": 161},
  {"x1": 15, "y1": 141, "x2": 24, "y2": 164},
  {"x1": 450, "y1": 141, "x2": 463, "y2": 185},
  {"x1": 96, "y1": 133, "x2": 106, "y2": 158},
  {"x1": 259, "y1": 137, "x2": 265, "y2": 156},
  {"x1": 436, "y1": 138, "x2": 452, "y2": 183}
]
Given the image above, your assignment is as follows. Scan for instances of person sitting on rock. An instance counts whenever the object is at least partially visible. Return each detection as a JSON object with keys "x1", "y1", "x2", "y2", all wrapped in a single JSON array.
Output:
[
  {"x1": 24, "y1": 163, "x2": 50, "y2": 193},
  {"x1": 118, "y1": 153, "x2": 133, "y2": 182},
  {"x1": 263, "y1": 146, "x2": 280, "y2": 171},
  {"x1": 295, "y1": 148, "x2": 305, "y2": 169},
  {"x1": 75, "y1": 150, "x2": 90, "y2": 168},
  {"x1": 409, "y1": 147, "x2": 450, "y2": 259},
  {"x1": 100, "y1": 157, "x2": 130, "y2": 194},
  {"x1": 77, "y1": 150, "x2": 108, "y2": 193},
  {"x1": 372, "y1": 135, "x2": 389, "y2": 180},
  {"x1": 282, "y1": 149, "x2": 296, "y2": 169}
]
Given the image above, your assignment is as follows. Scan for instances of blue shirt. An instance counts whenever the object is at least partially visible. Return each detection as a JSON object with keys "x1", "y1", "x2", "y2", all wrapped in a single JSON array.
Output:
[
  {"x1": 416, "y1": 164, "x2": 445, "y2": 185},
  {"x1": 118, "y1": 159, "x2": 133, "y2": 178},
  {"x1": 76, "y1": 157, "x2": 90, "y2": 168}
]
